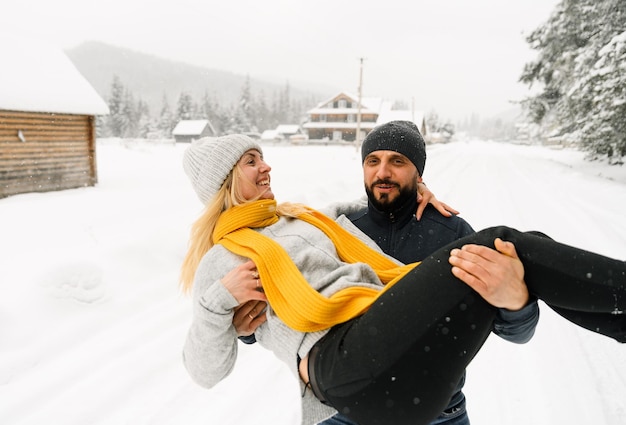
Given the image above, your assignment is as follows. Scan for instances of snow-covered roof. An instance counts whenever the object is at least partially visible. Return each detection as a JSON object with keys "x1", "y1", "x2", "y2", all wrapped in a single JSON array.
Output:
[
  {"x1": 275, "y1": 124, "x2": 300, "y2": 134},
  {"x1": 172, "y1": 120, "x2": 211, "y2": 135},
  {"x1": 302, "y1": 122, "x2": 378, "y2": 130},
  {"x1": 261, "y1": 130, "x2": 282, "y2": 140},
  {"x1": 313, "y1": 91, "x2": 359, "y2": 109},
  {"x1": 360, "y1": 97, "x2": 391, "y2": 113},
  {"x1": 308, "y1": 91, "x2": 391, "y2": 115},
  {"x1": 0, "y1": 35, "x2": 109, "y2": 116},
  {"x1": 376, "y1": 110, "x2": 425, "y2": 126}
]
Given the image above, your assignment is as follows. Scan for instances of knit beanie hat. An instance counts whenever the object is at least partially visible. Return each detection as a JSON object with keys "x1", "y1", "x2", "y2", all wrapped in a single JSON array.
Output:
[
  {"x1": 361, "y1": 120, "x2": 426, "y2": 175},
  {"x1": 183, "y1": 134, "x2": 262, "y2": 205}
]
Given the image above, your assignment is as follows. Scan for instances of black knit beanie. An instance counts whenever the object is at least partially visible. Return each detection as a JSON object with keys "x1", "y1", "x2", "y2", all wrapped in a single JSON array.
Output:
[{"x1": 361, "y1": 120, "x2": 426, "y2": 175}]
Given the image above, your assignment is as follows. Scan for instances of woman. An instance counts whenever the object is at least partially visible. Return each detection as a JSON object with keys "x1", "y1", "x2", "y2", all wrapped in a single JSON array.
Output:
[{"x1": 180, "y1": 134, "x2": 625, "y2": 425}]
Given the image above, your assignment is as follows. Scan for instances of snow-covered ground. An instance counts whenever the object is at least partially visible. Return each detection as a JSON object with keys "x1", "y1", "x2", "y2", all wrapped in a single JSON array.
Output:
[{"x1": 1, "y1": 139, "x2": 625, "y2": 425}]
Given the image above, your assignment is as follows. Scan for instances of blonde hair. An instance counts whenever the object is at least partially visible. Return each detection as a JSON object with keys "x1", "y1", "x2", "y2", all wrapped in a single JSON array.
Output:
[{"x1": 179, "y1": 164, "x2": 310, "y2": 293}]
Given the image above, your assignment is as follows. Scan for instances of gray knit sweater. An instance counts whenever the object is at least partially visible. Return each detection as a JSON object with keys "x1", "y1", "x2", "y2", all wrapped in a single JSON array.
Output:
[{"x1": 182, "y1": 207, "x2": 393, "y2": 425}]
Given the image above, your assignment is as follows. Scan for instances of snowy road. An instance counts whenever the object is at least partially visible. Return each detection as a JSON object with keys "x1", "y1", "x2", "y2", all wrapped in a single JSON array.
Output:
[{"x1": 0, "y1": 139, "x2": 624, "y2": 424}]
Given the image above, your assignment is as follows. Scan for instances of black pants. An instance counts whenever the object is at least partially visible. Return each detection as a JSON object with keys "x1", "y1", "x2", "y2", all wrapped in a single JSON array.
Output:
[{"x1": 309, "y1": 226, "x2": 625, "y2": 425}]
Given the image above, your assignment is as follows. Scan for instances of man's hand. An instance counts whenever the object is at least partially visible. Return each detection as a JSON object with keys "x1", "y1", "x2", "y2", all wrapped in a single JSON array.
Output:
[
  {"x1": 416, "y1": 181, "x2": 459, "y2": 220},
  {"x1": 233, "y1": 300, "x2": 267, "y2": 337},
  {"x1": 448, "y1": 238, "x2": 529, "y2": 311}
]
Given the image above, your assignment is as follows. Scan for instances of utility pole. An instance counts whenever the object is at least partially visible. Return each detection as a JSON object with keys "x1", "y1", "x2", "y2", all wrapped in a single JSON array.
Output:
[{"x1": 355, "y1": 57, "x2": 365, "y2": 150}]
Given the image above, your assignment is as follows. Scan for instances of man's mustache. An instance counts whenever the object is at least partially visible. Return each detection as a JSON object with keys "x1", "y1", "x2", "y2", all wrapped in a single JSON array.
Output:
[{"x1": 371, "y1": 179, "x2": 399, "y2": 187}]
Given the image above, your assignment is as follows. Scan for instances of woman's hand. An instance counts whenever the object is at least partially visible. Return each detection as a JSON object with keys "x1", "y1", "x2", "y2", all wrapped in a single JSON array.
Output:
[
  {"x1": 416, "y1": 181, "x2": 459, "y2": 220},
  {"x1": 220, "y1": 260, "x2": 267, "y2": 304},
  {"x1": 233, "y1": 300, "x2": 268, "y2": 337}
]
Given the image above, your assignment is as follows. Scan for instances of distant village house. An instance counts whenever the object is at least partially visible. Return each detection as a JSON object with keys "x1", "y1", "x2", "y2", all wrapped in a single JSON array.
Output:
[
  {"x1": 172, "y1": 119, "x2": 216, "y2": 143},
  {"x1": 261, "y1": 124, "x2": 305, "y2": 142}
]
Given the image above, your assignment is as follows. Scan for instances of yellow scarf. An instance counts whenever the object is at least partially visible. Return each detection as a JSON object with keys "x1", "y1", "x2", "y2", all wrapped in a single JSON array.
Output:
[{"x1": 213, "y1": 200, "x2": 417, "y2": 332}]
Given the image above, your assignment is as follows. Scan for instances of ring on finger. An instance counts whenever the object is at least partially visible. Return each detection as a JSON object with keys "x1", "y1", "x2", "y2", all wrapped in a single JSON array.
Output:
[{"x1": 256, "y1": 278, "x2": 260, "y2": 288}]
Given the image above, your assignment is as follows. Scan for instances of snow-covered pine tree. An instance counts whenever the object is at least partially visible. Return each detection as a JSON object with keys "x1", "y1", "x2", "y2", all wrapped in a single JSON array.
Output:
[
  {"x1": 520, "y1": 0, "x2": 626, "y2": 162},
  {"x1": 106, "y1": 75, "x2": 126, "y2": 137},
  {"x1": 226, "y1": 75, "x2": 255, "y2": 134},
  {"x1": 158, "y1": 93, "x2": 175, "y2": 138},
  {"x1": 121, "y1": 89, "x2": 137, "y2": 138},
  {"x1": 576, "y1": 30, "x2": 626, "y2": 163},
  {"x1": 175, "y1": 92, "x2": 196, "y2": 122}
]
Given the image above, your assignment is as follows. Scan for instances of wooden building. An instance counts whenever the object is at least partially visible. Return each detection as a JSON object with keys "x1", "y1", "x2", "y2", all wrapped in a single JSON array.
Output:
[
  {"x1": 0, "y1": 38, "x2": 109, "y2": 199},
  {"x1": 303, "y1": 91, "x2": 426, "y2": 142},
  {"x1": 172, "y1": 119, "x2": 216, "y2": 143},
  {"x1": 260, "y1": 124, "x2": 305, "y2": 142}
]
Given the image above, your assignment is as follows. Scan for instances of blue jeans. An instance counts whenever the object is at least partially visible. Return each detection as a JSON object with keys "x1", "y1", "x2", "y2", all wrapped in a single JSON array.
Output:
[{"x1": 320, "y1": 398, "x2": 469, "y2": 425}]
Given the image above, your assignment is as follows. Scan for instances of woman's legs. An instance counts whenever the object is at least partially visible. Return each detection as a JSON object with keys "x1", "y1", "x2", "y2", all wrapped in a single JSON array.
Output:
[
  {"x1": 310, "y1": 226, "x2": 625, "y2": 425},
  {"x1": 476, "y1": 227, "x2": 625, "y2": 341},
  {"x1": 311, "y1": 242, "x2": 497, "y2": 425},
  {"x1": 548, "y1": 307, "x2": 626, "y2": 340},
  {"x1": 489, "y1": 227, "x2": 625, "y2": 315}
]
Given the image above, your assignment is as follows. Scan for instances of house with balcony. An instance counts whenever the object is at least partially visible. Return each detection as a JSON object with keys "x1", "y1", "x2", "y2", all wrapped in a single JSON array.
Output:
[{"x1": 303, "y1": 91, "x2": 426, "y2": 142}]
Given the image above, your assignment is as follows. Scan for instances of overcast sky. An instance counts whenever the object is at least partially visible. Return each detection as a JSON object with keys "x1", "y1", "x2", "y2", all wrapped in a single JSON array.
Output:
[{"x1": 4, "y1": 0, "x2": 560, "y2": 121}]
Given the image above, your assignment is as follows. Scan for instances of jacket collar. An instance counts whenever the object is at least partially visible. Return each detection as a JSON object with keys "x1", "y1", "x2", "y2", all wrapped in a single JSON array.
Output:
[{"x1": 367, "y1": 193, "x2": 418, "y2": 226}]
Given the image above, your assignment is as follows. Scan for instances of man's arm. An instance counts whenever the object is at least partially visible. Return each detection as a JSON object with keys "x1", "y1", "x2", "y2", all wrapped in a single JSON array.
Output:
[{"x1": 493, "y1": 299, "x2": 539, "y2": 343}]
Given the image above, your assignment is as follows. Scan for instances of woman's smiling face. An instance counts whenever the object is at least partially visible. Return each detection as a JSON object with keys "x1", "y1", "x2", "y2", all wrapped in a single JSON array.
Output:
[{"x1": 237, "y1": 149, "x2": 274, "y2": 201}]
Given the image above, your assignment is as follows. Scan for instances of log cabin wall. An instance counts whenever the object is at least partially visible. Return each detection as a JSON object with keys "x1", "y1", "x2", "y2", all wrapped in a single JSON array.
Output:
[{"x1": 0, "y1": 110, "x2": 97, "y2": 198}]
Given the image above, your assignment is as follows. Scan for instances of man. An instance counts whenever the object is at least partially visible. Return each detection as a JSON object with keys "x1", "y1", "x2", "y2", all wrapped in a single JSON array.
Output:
[
  {"x1": 235, "y1": 121, "x2": 539, "y2": 425},
  {"x1": 324, "y1": 120, "x2": 538, "y2": 424}
]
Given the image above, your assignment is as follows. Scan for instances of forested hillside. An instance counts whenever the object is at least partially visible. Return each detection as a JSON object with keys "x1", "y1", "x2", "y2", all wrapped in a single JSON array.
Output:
[{"x1": 66, "y1": 41, "x2": 332, "y2": 137}]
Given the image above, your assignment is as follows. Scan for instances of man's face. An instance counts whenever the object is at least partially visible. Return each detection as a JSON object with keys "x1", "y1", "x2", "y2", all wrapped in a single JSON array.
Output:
[{"x1": 363, "y1": 150, "x2": 419, "y2": 212}]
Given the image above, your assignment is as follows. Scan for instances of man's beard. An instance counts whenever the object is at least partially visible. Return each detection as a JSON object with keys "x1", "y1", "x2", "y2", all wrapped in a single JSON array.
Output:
[{"x1": 365, "y1": 179, "x2": 417, "y2": 213}]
